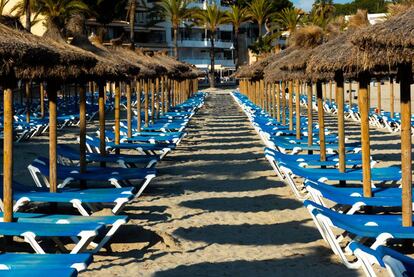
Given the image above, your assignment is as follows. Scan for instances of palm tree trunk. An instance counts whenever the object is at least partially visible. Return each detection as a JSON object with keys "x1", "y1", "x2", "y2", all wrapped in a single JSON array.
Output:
[
  {"x1": 234, "y1": 28, "x2": 239, "y2": 70},
  {"x1": 258, "y1": 21, "x2": 262, "y2": 38},
  {"x1": 24, "y1": 0, "x2": 31, "y2": 32},
  {"x1": 129, "y1": 0, "x2": 136, "y2": 49},
  {"x1": 209, "y1": 33, "x2": 215, "y2": 88},
  {"x1": 173, "y1": 27, "x2": 179, "y2": 59}
]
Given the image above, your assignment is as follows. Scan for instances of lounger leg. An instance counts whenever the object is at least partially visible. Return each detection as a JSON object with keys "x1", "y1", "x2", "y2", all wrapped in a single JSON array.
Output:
[
  {"x1": 112, "y1": 198, "x2": 129, "y2": 214},
  {"x1": 135, "y1": 174, "x2": 156, "y2": 198},
  {"x1": 22, "y1": 232, "x2": 45, "y2": 254},
  {"x1": 71, "y1": 199, "x2": 92, "y2": 216},
  {"x1": 92, "y1": 219, "x2": 126, "y2": 253},
  {"x1": 71, "y1": 232, "x2": 97, "y2": 254}
]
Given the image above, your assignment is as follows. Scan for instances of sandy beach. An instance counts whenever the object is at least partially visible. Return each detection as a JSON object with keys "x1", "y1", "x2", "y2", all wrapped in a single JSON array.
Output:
[{"x1": 8, "y1": 88, "x2": 408, "y2": 276}]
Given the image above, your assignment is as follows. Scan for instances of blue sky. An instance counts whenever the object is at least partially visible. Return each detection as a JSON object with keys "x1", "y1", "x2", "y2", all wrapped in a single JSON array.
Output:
[{"x1": 292, "y1": 0, "x2": 351, "y2": 11}]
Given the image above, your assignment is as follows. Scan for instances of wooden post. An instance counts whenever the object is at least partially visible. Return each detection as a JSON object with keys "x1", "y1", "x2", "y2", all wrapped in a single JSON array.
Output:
[
  {"x1": 335, "y1": 72, "x2": 346, "y2": 173},
  {"x1": 136, "y1": 80, "x2": 142, "y2": 132},
  {"x1": 307, "y1": 82, "x2": 313, "y2": 149},
  {"x1": 288, "y1": 81, "x2": 293, "y2": 131},
  {"x1": 358, "y1": 73, "x2": 372, "y2": 197},
  {"x1": 316, "y1": 81, "x2": 326, "y2": 161},
  {"x1": 348, "y1": 81, "x2": 353, "y2": 107},
  {"x1": 98, "y1": 81, "x2": 106, "y2": 166},
  {"x1": 398, "y1": 63, "x2": 412, "y2": 227},
  {"x1": 276, "y1": 82, "x2": 280, "y2": 122},
  {"x1": 48, "y1": 82, "x2": 58, "y2": 193},
  {"x1": 271, "y1": 83, "x2": 276, "y2": 118},
  {"x1": 390, "y1": 77, "x2": 394, "y2": 118},
  {"x1": 161, "y1": 76, "x2": 165, "y2": 115},
  {"x1": 282, "y1": 81, "x2": 286, "y2": 126},
  {"x1": 155, "y1": 78, "x2": 160, "y2": 119},
  {"x1": 114, "y1": 84, "x2": 121, "y2": 155},
  {"x1": 79, "y1": 83, "x2": 87, "y2": 189},
  {"x1": 3, "y1": 87, "x2": 13, "y2": 222},
  {"x1": 295, "y1": 80, "x2": 301, "y2": 140},
  {"x1": 144, "y1": 80, "x2": 149, "y2": 127},
  {"x1": 40, "y1": 83, "x2": 45, "y2": 119},
  {"x1": 377, "y1": 79, "x2": 381, "y2": 113},
  {"x1": 127, "y1": 82, "x2": 132, "y2": 138},
  {"x1": 150, "y1": 80, "x2": 155, "y2": 123},
  {"x1": 329, "y1": 80, "x2": 333, "y2": 104},
  {"x1": 25, "y1": 82, "x2": 31, "y2": 123},
  {"x1": 166, "y1": 78, "x2": 170, "y2": 113}
]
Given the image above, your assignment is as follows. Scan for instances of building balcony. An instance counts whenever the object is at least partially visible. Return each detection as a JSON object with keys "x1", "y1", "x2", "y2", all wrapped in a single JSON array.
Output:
[
  {"x1": 177, "y1": 39, "x2": 233, "y2": 49},
  {"x1": 181, "y1": 58, "x2": 235, "y2": 69}
]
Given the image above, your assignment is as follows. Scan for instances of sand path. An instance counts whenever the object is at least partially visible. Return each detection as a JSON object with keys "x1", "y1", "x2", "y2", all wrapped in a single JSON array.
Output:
[{"x1": 82, "y1": 90, "x2": 362, "y2": 276}]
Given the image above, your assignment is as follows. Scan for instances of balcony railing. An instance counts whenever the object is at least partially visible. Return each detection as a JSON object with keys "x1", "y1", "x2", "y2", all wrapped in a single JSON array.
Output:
[
  {"x1": 181, "y1": 58, "x2": 235, "y2": 68},
  {"x1": 177, "y1": 39, "x2": 233, "y2": 48}
]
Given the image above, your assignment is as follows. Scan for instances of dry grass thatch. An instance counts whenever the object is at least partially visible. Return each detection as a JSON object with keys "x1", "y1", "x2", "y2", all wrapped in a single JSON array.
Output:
[{"x1": 352, "y1": 6, "x2": 414, "y2": 50}]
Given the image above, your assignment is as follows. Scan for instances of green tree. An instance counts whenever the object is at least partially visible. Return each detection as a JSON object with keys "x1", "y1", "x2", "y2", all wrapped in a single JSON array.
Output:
[
  {"x1": 34, "y1": 0, "x2": 89, "y2": 39},
  {"x1": 274, "y1": 7, "x2": 302, "y2": 34},
  {"x1": 247, "y1": 0, "x2": 273, "y2": 38},
  {"x1": 10, "y1": 0, "x2": 37, "y2": 31},
  {"x1": 194, "y1": 4, "x2": 227, "y2": 88},
  {"x1": 225, "y1": 5, "x2": 249, "y2": 69},
  {"x1": 158, "y1": 0, "x2": 194, "y2": 58}
]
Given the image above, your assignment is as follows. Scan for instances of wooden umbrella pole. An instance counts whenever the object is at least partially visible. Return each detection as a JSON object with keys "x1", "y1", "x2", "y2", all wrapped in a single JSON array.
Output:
[
  {"x1": 358, "y1": 73, "x2": 372, "y2": 197},
  {"x1": 114, "y1": 84, "x2": 121, "y2": 155},
  {"x1": 335, "y1": 72, "x2": 346, "y2": 173},
  {"x1": 316, "y1": 81, "x2": 326, "y2": 161},
  {"x1": 155, "y1": 78, "x2": 160, "y2": 119},
  {"x1": 40, "y1": 82, "x2": 45, "y2": 119},
  {"x1": 307, "y1": 82, "x2": 313, "y2": 151},
  {"x1": 377, "y1": 79, "x2": 381, "y2": 113},
  {"x1": 276, "y1": 82, "x2": 281, "y2": 122},
  {"x1": 260, "y1": 79, "x2": 265, "y2": 109},
  {"x1": 390, "y1": 77, "x2": 394, "y2": 118},
  {"x1": 295, "y1": 80, "x2": 301, "y2": 140},
  {"x1": 127, "y1": 81, "x2": 132, "y2": 138},
  {"x1": 79, "y1": 83, "x2": 87, "y2": 189},
  {"x1": 3, "y1": 87, "x2": 13, "y2": 222},
  {"x1": 329, "y1": 80, "x2": 333, "y2": 104},
  {"x1": 160, "y1": 76, "x2": 165, "y2": 115},
  {"x1": 25, "y1": 81, "x2": 31, "y2": 123},
  {"x1": 144, "y1": 79, "x2": 149, "y2": 127},
  {"x1": 98, "y1": 81, "x2": 106, "y2": 166},
  {"x1": 281, "y1": 81, "x2": 286, "y2": 125},
  {"x1": 151, "y1": 79, "x2": 155, "y2": 124},
  {"x1": 272, "y1": 83, "x2": 276, "y2": 118},
  {"x1": 136, "y1": 80, "x2": 142, "y2": 132},
  {"x1": 288, "y1": 80, "x2": 293, "y2": 131},
  {"x1": 348, "y1": 81, "x2": 353, "y2": 107},
  {"x1": 398, "y1": 63, "x2": 412, "y2": 227},
  {"x1": 48, "y1": 81, "x2": 58, "y2": 192},
  {"x1": 166, "y1": 78, "x2": 170, "y2": 112}
]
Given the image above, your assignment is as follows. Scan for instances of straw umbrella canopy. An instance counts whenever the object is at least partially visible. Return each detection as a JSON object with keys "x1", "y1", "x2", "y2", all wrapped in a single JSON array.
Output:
[
  {"x1": 0, "y1": 20, "x2": 98, "y2": 222},
  {"x1": 350, "y1": 8, "x2": 414, "y2": 227}
]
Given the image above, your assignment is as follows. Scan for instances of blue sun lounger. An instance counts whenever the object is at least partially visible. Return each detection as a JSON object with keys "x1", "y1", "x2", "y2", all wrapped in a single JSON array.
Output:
[
  {"x1": 305, "y1": 200, "x2": 414, "y2": 270},
  {"x1": 0, "y1": 180, "x2": 134, "y2": 215},
  {"x1": 0, "y1": 268, "x2": 77, "y2": 277},
  {"x1": 104, "y1": 130, "x2": 181, "y2": 145},
  {"x1": 57, "y1": 144, "x2": 158, "y2": 168},
  {"x1": 28, "y1": 157, "x2": 156, "y2": 189},
  {"x1": 304, "y1": 179, "x2": 408, "y2": 214},
  {"x1": 0, "y1": 221, "x2": 103, "y2": 253},
  {"x1": 85, "y1": 136, "x2": 173, "y2": 159},
  {"x1": 349, "y1": 241, "x2": 414, "y2": 277},
  {"x1": 0, "y1": 252, "x2": 92, "y2": 271},
  {"x1": 6, "y1": 212, "x2": 128, "y2": 253}
]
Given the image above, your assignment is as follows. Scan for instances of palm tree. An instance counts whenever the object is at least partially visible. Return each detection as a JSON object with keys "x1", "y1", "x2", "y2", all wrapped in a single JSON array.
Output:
[
  {"x1": 10, "y1": 0, "x2": 33, "y2": 31},
  {"x1": 312, "y1": 0, "x2": 334, "y2": 21},
  {"x1": 225, "y1": 5, "x2": 248, "y2": 69},
  {"x1": 246, "y1": 0, "x2": 273, "y2": 38},
  {"x1": 194, "y1": 4, "x2": 226, "y2": 88},
  {"x1": 127, "y1": 0, "x2": 136, "y2": 48},
  {"x1": 158, "y1": 0, "x2": 193, "y2": 58},
  {"x1": 274, "y1": 7, "x2": 302, "y2": 44},
  {"x1": 35, "y1": 0, "x2": 89, "y2": 38}
]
